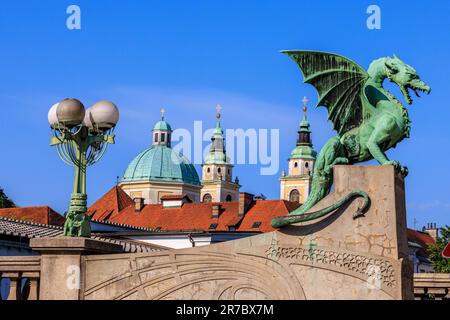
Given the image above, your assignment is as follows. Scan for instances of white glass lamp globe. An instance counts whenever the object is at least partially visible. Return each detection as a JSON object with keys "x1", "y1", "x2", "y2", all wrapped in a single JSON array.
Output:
[
  {"x1": 90, "y1": 100, "x2": 119, "y2": 130},
  {"x1": 48, "y1": 102, "x2": 60, "y2": 129},
  {"x1": 82, "y1": 107, "x2": 93, "y2": 129},
  {"x1": 56, "y1": 98, "x2": 85, "y2": 128}
]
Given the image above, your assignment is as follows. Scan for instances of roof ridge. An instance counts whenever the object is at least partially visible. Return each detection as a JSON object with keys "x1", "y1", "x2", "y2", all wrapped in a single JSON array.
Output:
[
  {"x1": 0, "y1": 216, "x2": 63, "y2": 230},
  {"x1": 90, "y1": 218, "x2": 155, "y2": 231}
]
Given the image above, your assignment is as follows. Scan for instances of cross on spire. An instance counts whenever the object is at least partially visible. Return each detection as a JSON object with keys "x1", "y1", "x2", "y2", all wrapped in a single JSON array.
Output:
[
  {"x1": 160, "y1": 108, "x2": 166, "y2": 120},
  {"x1": 216, "y1": 104, "x2": 222, "y2": 120},
  {"x1": 302, "y1": 96, "x2": 308, "y2": 113}
]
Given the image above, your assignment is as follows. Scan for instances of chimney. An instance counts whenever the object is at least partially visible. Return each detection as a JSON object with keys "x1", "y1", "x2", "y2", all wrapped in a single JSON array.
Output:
[
  {"x1": 239, "y1": 192, "x2": 254, "y2": 216},
  {"x1": 423, "y1": 222, "x2": 439, "y2": 241},
  {"x1": 134, "y1": 197, "x2": 145, "y2": 212},
  {"x1": 212, "y1": 204, "x2": 221, "y2": 218}
]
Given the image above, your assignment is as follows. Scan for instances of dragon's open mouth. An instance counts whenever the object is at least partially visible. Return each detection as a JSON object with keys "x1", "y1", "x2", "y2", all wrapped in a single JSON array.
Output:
[{"x1": 401, "y1": 83, "x2": 431, "y2": 104}]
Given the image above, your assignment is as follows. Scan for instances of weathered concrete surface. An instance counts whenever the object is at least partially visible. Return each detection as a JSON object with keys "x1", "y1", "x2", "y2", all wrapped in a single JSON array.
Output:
[
  {"x1": 77, "y1": 166, "x2": 413, "y2": 300},
  {"x1": 30, "y1": 237, "x2": 122, "y2": 300}
]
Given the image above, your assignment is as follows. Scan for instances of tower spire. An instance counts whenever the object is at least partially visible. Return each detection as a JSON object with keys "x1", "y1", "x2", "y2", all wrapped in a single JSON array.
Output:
[
  {"x1": 302, "y1": 96, "x2": 308, "y2": 114},
  {"x1": 297, "y1": 97, "x2": 312, "y2": 146},
  {"x1": 160, "y1": 107, "x2": 166, "y2": 120},
  {"x1": 215, "y1": 104, "x2": 222, "y2": 128}
]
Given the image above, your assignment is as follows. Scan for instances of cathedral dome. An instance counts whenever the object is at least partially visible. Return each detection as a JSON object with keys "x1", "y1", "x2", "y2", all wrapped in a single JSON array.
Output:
[
  {"x1": 153, "y1": 120, "x2": 172, "y2": 131},
  {"x1": 122, "y1": 145, "x2": 201, "y2": 186}
]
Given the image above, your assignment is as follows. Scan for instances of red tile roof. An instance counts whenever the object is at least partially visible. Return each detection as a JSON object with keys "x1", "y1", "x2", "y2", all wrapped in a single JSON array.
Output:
[
  {"x1": 87, "y1": 186, "x2": 135, "y2": 221},
  {"x1": 87, "y1": 186, "x2": 301, "y2": 232},
  {"x1": 0, "y1": 206, "x2": 65, "y2": 226},
  {"x1": 160, "y1": 194, "x2": 191, "y2": 201},
  {"x1": 407, "y1": 228, "x2": 435, "y2": 257}
]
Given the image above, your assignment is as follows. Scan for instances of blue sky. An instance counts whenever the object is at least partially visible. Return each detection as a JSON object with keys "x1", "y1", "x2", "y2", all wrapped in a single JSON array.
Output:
[{"x1": 0, "y1": 0, "x2": 449, "y2": 229}]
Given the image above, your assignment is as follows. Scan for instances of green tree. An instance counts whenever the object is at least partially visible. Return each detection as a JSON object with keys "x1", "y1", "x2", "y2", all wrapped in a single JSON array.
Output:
[
  {"x1": 427, "y1": 225, "x2": 450, "y2": 273},
  {"x1": 0, "y1": 187, "x2": 15, "y2": 208}
]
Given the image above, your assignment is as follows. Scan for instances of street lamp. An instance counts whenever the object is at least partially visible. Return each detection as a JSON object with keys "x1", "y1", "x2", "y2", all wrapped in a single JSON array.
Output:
[{"x1": 48, "y1": 98, "x2": 119, "y2": 237}]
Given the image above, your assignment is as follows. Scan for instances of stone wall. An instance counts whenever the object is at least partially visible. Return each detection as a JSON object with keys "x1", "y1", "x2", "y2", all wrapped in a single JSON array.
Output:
[{"x1": 75, "y1": 165, "x2": 413, "y2": 300}]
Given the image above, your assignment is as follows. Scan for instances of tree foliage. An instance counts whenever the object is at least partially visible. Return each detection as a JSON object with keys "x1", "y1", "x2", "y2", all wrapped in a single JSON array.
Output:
[
  {"x1": 427, "y1": 225, "x2": 450, "y2": 273},
  {"x1": 0, "y1": 187, "x2": 15, "y2": 208}
]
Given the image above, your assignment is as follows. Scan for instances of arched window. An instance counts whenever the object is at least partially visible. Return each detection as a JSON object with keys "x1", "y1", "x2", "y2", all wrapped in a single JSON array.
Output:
[
  {"x1": 154, "y1": 133, "x2": 159, "y2": 143},
  {"x1": 305, "y1": 162, "x2": 309, "y2": 168},
  {"x1": 218, "y1": 168, "x2": 221, "y2": 173},
  {"x1": 289, "y1": 189, "x2": 300, "y2": 203},
  {"x1": 161, "y1": 133, "x2": 166, "y2": 142},
  {"x1": 203, "y1": 193, "x2": 212, "y2": 203},
  {"x1": 294, "y1": 162, "x2": 298, "y2": 168},
  {"x1": 207, "y1": 168, "x2": 211, "y2": 173},
  {"x1": 225, "y1": 195, "x2": 232, "y2": 202}
]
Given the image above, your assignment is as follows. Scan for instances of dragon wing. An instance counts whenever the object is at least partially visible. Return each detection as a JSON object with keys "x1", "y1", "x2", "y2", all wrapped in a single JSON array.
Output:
[{"x1": 283, "y1": 50, "x2": 370, "y2": 135}]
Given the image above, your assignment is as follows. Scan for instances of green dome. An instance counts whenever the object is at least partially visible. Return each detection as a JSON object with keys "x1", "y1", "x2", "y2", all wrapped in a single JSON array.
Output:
[
  {"x1": 291, "y1": 145, "x2": 317, "y2": 160},
  {"x1": 122, "y1": 145, "x2": 201, "y2": 185},
  {"x1": 153, "y1": 120, "x2": 172, "y2": 131}
]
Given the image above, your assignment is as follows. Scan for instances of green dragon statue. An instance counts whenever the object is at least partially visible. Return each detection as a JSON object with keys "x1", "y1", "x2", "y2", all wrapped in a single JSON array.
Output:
[{"x1": 272, "y1": 51, "x2": 430, "y2": 228}]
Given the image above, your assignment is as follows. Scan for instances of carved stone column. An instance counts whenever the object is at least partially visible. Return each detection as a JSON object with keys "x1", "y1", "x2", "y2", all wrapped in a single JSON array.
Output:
[
  {"x1": 2, "y1": 272, "x2": 20, "y2": 300},
  {"x1": 22, "y1": 272, "x2": 40, "y2": 300}
]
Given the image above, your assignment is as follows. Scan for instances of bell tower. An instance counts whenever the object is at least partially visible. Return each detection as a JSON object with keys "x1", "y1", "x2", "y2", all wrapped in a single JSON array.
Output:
[
  {"x1": 152, "y1": 108, "x2": 172, "y2": 147},
  {"x1": 280, "y1": 97, "x2": 317, "y2": 203},
  {"x1": 201, "y1": 105, "x2": 240, "y2": 202}
]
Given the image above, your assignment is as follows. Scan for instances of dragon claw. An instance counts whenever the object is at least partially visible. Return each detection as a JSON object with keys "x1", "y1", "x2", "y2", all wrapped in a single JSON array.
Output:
[{"x1": 384, "y1": 160, "x2": 408, "y2": 177}]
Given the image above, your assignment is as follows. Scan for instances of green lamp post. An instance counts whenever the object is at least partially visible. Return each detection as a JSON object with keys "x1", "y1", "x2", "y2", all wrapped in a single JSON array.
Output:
[{"x1": 48, "y1": 98, "x2": 119, "y2": 237}]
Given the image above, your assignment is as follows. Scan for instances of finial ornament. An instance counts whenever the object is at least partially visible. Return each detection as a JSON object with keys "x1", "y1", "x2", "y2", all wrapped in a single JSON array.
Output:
[
  {"x1": 302, "y1": 96, "x2": 308, "y2": 113},
  {"x1": 160, "y1": 108, "x2": 166, "y2": 120},
  {"x1": 216, "y1": 104, "x2": 222, "y2": 120}
]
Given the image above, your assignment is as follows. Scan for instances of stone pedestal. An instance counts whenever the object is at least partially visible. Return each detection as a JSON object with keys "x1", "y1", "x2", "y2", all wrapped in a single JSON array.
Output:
[
  {"x1": 78, "y1": 165, "x2": 414, "y2": 300},
  {"x1": 30, "y1": 237, "x2": 122, "y2": 300}
]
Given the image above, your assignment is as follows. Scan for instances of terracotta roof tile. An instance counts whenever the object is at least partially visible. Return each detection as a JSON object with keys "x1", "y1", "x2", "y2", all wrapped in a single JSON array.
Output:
[
  {"x1": 0, "y1": 206, "x2": 65, "y2": 226},
  {"x1": 87, "y1": 186, "x2": 134, "y2": 221},
  {"x1": 90, "y1": 186, "x2": 302, "y2": 233},
  {"x1": 407, "y1": 228, "x2": 435, "y2": 257},
  {"x1": 0, "y1": 217, "x2": 166, "y2": 253}
]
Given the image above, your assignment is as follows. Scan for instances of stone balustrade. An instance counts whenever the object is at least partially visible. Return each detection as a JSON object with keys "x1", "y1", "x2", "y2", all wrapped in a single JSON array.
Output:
[
  {"x1": 414, "y1": 273, "x2": 450, "y2": 300},
  {"x1": 0, "y1": 256, "x2": 41, "y2": 300},
  {"x1": 0, "y1": 253, "x2": 449, "y2": 300}
]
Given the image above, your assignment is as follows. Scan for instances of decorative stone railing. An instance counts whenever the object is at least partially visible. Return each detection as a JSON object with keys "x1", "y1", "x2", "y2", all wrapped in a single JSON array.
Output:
[
  {"x1": 0, "y1": 256, "x2": 40, "y2": 300},
  {"x1": 414, "y1": 273, "x2": 450, "y2": 300}
]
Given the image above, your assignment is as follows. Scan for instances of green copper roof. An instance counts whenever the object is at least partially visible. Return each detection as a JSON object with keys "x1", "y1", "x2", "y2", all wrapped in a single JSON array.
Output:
[
  {"x1": 290, "y1": 108, "x2": 316, "y2": 159},
  {"x1": 291, "y1": 145, "x2": 317, "y2": 159},
  {"x1": 299, "y1": 114, "x2": 311, "y2": 133},
  {"x1": 204, "y1": 120, "x2": 230, "y2": 165},
  {"x1": 153, "y1": 120, "x2": 172, "y2": 131},
  {"x1": 122, "y1": 145, "x2": 201, "y2": 185}
]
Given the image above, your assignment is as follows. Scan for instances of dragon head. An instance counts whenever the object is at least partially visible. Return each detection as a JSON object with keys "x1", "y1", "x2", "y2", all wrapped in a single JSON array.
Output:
[{"x1": 385, "y1": 55, "x2": 431, "y2": 104}]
